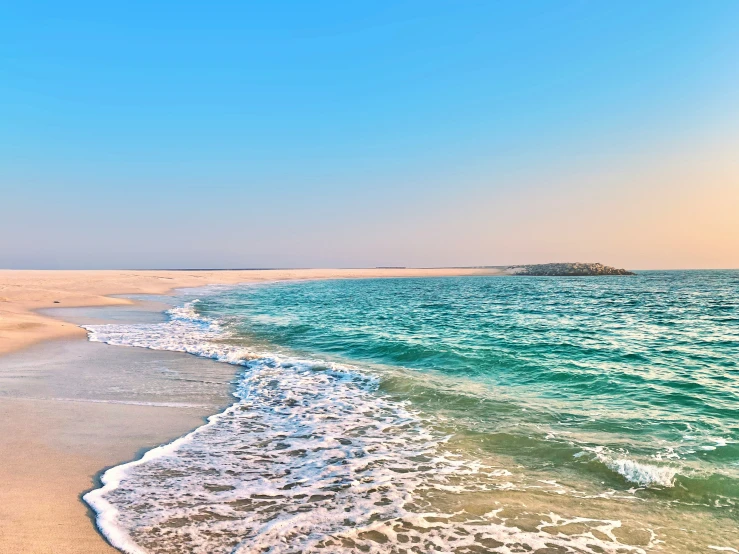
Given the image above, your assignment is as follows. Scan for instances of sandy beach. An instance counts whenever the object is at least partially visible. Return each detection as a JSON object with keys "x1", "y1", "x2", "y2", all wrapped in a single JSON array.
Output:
[
  {"x1": 0, "y1": 268, "x2": 502, "y2": 553},
  {"x1": 4, "y1": 2, "x2": 736, "y2": 550},
  {"x1": 0, "y1": 269, "x2": 503, "y2": 357}
]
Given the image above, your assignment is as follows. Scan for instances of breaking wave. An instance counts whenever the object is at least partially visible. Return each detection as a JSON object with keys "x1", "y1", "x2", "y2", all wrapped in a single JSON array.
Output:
[{"x1": 82, "y1": 301, "x2": 652, "y2": 554}]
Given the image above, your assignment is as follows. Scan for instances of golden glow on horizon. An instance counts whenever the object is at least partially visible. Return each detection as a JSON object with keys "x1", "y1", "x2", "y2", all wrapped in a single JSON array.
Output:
[{"x1": 362, "y1": 134, "x2": 739, "y2": 270}]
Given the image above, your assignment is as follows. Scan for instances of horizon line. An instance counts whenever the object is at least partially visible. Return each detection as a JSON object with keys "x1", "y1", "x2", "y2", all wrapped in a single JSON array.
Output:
[{"x1": 1, "y1": 266, "x2": 737, "y2": 272}]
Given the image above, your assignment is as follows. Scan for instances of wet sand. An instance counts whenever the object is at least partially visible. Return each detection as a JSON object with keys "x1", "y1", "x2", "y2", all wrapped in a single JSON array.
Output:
[{"x1": 0, "y1": 303, "x2": 241, "y2": 553}]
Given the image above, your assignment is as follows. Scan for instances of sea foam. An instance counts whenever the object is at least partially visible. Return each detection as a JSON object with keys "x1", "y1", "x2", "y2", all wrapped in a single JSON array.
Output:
[
  {"x1": 83, "y1": 301, "x2": 653, "y2": 554},
  {"x1": 605, "y1": 458, "x2": 677, "y2": 488},
  {"x1": 578, "y1": 446, "x2": 678, "y2": 488}
]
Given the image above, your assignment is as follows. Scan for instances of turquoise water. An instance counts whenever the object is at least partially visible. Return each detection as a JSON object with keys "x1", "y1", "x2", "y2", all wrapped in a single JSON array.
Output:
[
  {"x1": 213, "y1": 272, "x2": 739, "y2": 489},
  {"x1": 84, "y1": 272, "x2": 739, "y2": 553}
]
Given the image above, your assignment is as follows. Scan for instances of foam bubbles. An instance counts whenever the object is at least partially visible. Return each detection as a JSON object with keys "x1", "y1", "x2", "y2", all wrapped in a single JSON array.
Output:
[
  {"x1": 83, "y1": 302, "x2": 652, "y2": 554},
  {"x1": 579, "y1": 446, "x2": 678, "y2": 488},
  {"x1": 605, "y1": 458, "x2": 677, "y2": 488}
]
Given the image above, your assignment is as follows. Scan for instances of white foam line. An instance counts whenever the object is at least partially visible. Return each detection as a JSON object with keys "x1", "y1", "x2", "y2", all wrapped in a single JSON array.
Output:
[{"x1": 83, "y1": 400, "x2": 239, "y2": 554}]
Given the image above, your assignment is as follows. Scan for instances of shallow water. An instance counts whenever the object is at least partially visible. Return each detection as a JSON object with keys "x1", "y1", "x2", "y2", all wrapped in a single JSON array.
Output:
[{"x1": 84, "y1": 272, "x2": 739, "y2": 553}]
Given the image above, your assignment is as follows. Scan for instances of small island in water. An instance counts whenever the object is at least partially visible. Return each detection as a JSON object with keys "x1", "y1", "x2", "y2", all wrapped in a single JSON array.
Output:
[{"x1": 507, "y1": 262, "x2": 635, "y2": 276}]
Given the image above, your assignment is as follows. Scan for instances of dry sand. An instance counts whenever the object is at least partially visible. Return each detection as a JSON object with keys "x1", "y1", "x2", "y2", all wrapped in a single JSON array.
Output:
[{"x1": 0, "y1": 268, "x2": 503, "y2": 553}]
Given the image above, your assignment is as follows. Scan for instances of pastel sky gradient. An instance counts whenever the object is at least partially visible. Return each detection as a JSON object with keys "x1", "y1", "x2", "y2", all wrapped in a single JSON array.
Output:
[{"x1": 2, "y1": 1, "x2": 738, "y2": 269}]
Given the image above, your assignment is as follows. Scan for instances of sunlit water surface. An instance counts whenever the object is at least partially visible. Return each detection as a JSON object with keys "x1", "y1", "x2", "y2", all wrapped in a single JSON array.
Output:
[{"x1": 84, "y1": 272, "x2": 739, "y2": 553}]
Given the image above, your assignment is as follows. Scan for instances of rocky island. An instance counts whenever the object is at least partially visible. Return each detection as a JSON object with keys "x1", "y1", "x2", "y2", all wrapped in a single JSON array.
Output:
[{"x1": 507, "y1": 263, "x2": 635, "y2": 276}]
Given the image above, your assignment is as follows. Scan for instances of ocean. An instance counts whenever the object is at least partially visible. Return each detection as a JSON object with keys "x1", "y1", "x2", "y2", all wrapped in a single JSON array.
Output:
[{"x1": 82, "y1": 272, "x2": 738, "y2": 553}]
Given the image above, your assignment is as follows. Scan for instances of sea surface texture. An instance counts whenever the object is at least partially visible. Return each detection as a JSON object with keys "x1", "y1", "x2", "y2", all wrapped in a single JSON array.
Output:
[{"x1": 83, "y1": 272, "x2": 739, "y2": 553}]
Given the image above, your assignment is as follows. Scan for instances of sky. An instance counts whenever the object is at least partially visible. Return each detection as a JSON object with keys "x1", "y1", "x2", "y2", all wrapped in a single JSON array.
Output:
[{"x1": 1, "y1": 1, "x2": 738, "y2": 269}]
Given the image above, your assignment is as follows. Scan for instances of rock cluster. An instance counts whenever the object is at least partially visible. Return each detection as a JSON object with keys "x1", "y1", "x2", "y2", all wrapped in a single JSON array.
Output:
[{"x1": 508, "y1": 263, "x2": 635, "y2": 276}]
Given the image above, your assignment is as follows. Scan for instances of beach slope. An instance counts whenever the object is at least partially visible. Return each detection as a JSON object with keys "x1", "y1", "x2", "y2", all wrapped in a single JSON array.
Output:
[{"x1": 0, "y1": 267, "x2": 502, "y2": 553}]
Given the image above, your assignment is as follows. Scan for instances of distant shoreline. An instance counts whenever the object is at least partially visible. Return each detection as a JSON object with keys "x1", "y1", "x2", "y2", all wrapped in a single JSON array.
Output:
[
  {"x1": 506, "y1": 263, "x2": 635, "y2": 276},
  {"x1": 0, "y1": 267, "x2": 505, "y2": 357}
]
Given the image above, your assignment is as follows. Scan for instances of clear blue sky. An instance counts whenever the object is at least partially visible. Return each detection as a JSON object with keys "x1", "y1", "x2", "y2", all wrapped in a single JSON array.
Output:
[{"x1": 2, "y1": 1, "x2": 738, "y2": 269}]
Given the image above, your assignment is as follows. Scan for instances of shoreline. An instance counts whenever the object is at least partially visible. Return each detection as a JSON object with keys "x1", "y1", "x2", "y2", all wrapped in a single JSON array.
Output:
[
  {"x1": 0, "y1": 268, "x2": 503, "y2": 553},
  {"x1": 0, "y1": 293, "x2": 245, "y2": 553},
  {"x1": 0, "y1": 268, "x2": 504, "y2": 357},
  {"x1": 0, "y1": 341, "x2": 238, "y2": 553},
  {"x1": 3, "y1": 270, "x2": 737, "y2": 552}
]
